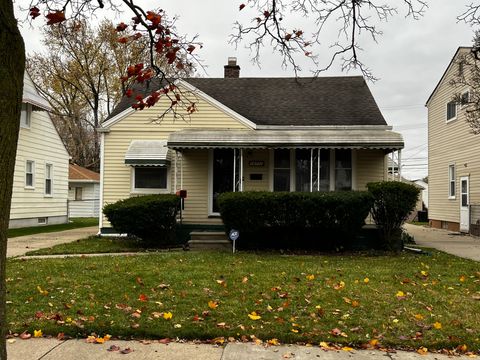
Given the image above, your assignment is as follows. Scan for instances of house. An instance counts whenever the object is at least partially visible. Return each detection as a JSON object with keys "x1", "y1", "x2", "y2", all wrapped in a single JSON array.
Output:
[
  {"x1": 426, "y1": 47, "x2": 480, "y2": 233},
  {"x1": 98, "y1": 58, "x2": 404, "y2": 234},
  {"x1": 9, "y1": 73, "x2": 69, "y2": 228},
  {"x1": 413, "y1": 179, "x2": 428, "y2": 210},
  {"x1": 68, "y1": 164, "x2": 100, "y2": 218}
]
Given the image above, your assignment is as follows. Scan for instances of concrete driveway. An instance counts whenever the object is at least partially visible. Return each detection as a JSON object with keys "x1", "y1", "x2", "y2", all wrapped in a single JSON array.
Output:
[
  {"x1": 7, "y1": 226, "x2": 98, "y2": 258},
  {"x1": 404, "y1": 223, "x2": 480, "y2": 261}
]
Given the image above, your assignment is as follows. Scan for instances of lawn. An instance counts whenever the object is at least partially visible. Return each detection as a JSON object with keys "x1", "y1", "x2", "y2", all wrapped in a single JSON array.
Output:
[
  {"x1": 6, "y1": 251, "x2": 480, "y2": 353},
  {"x1": 24, "y1": 236, "x2": 153, "y2": 256},
  {"x1": 8, "y1": 218, "x2": 98, "y2": 238}
]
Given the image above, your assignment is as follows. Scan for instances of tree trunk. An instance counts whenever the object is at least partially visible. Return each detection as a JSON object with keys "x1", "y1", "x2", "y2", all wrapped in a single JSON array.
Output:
[{"x1": 0, "y1": 0, "x2": 25, "y2": 358}]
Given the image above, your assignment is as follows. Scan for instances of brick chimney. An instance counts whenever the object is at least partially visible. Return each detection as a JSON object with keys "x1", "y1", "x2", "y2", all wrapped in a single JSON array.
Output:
[{"x1": 224, "y1": 57, "x2": 240, "y2": 78}]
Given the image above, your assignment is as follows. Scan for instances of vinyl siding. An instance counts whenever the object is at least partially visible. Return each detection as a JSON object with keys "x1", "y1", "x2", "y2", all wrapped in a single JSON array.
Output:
[
  {"x1": 101, "y1": 93, "x2": 249, "y2": 228},
  {"x1": 68, "y1": 182, "x2": 100, "y2": 217},
  {"x1": 10, "y1": 76, "x2": 69, "y2": 225},
  {"x1": 356, "y1": 150, "x2": 387, "y2": 190},
  {"x1": 427, "y1": 48, "x2": 480, "y2": 223}
]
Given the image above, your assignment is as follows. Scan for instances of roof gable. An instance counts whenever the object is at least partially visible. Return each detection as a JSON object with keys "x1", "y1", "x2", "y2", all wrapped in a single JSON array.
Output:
[
  {"x1": 69, "y1": 164, "x2": 100, "y2": 182},
  {"x1": 104, "y1": 76, "x2": 387, "y2": 128}
]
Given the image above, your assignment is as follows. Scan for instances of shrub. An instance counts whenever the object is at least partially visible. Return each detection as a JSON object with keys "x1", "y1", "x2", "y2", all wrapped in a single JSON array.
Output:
[
  {"x1": 103, "y1": 194, "x2": 180, "y2": 246},
  {"x1": 217, "y1": 191, "x2": 373, "y2": 250},
  {"x1": 367, "y1": 181, "x2": 420, "y2": 251}
]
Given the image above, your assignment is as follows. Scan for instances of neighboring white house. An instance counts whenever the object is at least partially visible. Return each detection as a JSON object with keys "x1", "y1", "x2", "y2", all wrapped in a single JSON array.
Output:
[
  {"x1": 414, "y1": 179, "x2": 429, "y2": 209},
  {"x1": 68, "y1": 164, "x2": 100, "y2": 218},
  {"x1": 9, "y1": 73, "x2": 70, "y2": 228}
]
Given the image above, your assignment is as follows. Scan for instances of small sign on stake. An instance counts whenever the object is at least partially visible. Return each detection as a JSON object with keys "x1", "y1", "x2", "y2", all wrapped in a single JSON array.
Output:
[{"x1": 229, "y1": 229, "x2": 239, "y2": 254}]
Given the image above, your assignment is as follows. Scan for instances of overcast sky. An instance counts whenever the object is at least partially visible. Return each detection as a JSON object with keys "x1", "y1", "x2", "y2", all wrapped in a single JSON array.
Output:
[{"x1": 16, "y1": 0, "x2": 477, "y2": 180}]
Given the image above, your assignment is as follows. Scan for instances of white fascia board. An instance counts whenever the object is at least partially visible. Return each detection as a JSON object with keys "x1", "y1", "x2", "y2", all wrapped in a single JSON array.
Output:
[
  {"x1": 178, "y1": 80, "x2": 257, "y2": 129},
  {"x1": 99, "y1": 107, "x2": 136, "y2": 131}
]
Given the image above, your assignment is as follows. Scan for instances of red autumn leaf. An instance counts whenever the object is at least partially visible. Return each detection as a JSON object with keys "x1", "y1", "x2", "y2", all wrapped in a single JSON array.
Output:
[
  {"x1": 116, "y1": 22, "x2": 128, "y2": 32},
  {"x1": 120, "y1": 348, "x2": 134, "y2": 354},
  {"x1": 263, "y1": 10, "x2": 270, "y2": 18},
  {"x1": 239, "y1": 4, "x2": 246, "y2": 10},
  {"x1": 46, "y1": 11, "x2": 66, "y2": 25},
  {"x1": 29, "y1": 7, "x2": 40, "y2": 19},
  {"x1": 118, "y1": 37, "x2": 129, "y2": 44},
  {"x1": 187, "y1": 45, "x2": 196, "y2": 54},
  {"x1": 285, "y1": 34, "x2": 292, "y2": 41},
  {"x1": 35, "y1": 311, "x2": 44, "y2": 319},
  {"x1": 295, "y1": 30, "x2": 303, "y2": 37},
  {"x1": 138, "y1": 294, "x2": 148, "y2": 302},
  {"x1": 132, "y1": 16, "x2": 141, "y2": 24},
  {"x1": 125, "y1": 89, "x2": 133, "y2": 97},
  {"x1": 146, "y1": 11, "x2": 162, "y2": 27}
]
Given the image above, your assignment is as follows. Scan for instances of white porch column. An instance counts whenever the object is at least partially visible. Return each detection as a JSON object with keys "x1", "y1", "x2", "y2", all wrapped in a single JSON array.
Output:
[
  {"x1": 233, "y1": 149, "x2": 237, "y2": 192},
  {"x1": 398, "y1": 149, "x2": 402, "y2": 182},
  {"x1": 240, "y1": 149, "x2": 244, "y2": 191},
  {"x1": 317, "y1": 148, "x2": 320, "y2": 191},
  {"x1": 180, "y1": 151, "x2": 183, "y2": 189},
  {"x1": 174, "y1": 150, "x2": 178, "y2": 191}
]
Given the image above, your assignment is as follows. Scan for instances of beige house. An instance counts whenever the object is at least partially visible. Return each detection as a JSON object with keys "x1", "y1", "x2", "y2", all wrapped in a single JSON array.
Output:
[
  {"x1": 426, "y1": 47, "x2": 480, "y2": 233},
  {"x1": 9, "y1": 73, "x2": 69, "y2": 228},
  {"x1": 99, "y1": 59, "x2": 404, "y2": 234}
]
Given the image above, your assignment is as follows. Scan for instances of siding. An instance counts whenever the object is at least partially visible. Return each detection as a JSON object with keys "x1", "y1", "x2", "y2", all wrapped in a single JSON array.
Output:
[
  {"x1": 68, "y1": 182, "x2": 100, "y2": 217},
  {"x1": 356, "y1": 150, "x2": 386, "y2": 190},
  {"x1": 9, "y1": 76, "x2": 69, "y2": 226},
  {"x1": 427, "y1": 48, "x2": 480, "y2": 224},
  {"x1": 101, "y1": 93, "x2": 249, "y2": 228}
]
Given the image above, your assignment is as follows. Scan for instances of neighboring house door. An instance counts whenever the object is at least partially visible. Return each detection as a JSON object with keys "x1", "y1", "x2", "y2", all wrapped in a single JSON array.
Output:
[{"x1": 460, "y1": 176, "x2": 470, "y2": 233}]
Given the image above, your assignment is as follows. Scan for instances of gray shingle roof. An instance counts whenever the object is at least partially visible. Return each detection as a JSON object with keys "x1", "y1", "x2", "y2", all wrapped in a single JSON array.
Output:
[{"x1": 107, "y1": 76, "x2": 387, "y2": 127}]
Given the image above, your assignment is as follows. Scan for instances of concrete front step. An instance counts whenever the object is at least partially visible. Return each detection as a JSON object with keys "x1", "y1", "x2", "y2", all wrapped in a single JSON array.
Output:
[
  {"x1": 188, "y1": 231, "x2": 231, "y2": 250},
  {"x1": 188, "y1": 239, "x2": 232, "y2": 250}
]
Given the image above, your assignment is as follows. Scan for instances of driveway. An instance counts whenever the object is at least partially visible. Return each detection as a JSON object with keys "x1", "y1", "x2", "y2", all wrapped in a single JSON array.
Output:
[
  {"x1": 7, "y1": 226, "x2": 98, "y2": 258},
  {"x1": 404, "y1": 223, "x2": 480, "y2": 261}
]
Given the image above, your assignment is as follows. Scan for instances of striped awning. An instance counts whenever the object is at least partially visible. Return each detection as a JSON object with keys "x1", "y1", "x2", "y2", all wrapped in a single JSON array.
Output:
[
  {"x1": 125, "y1": 140, "x2": 170, "y2": 166},
  {"x1": 167, "y1": 129, "x2": 404, "y2": 150}
]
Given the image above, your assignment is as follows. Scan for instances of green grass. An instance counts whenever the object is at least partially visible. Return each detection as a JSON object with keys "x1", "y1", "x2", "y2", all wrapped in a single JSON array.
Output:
[
  {"x1": 25, "y1": 236, "x2": 153, "y2": 256},
  {"x1": 408, "y1": 221, "x2": 429, "y2": 227},
  {"x1": 6, "y1": 251, "x2": 480, "y2": 352},
  {"x1": 8, "y1": 218, "x2": 98, "y2": 238}
]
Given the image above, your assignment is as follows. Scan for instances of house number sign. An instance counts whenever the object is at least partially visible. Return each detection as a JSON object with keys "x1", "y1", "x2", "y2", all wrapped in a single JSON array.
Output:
[{"x1": 249, "y1": 160, "x2": 264, "y2": 167}]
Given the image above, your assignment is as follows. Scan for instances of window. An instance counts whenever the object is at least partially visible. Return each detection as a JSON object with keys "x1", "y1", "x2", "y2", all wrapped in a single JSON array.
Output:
[
  {"x1": 295, "y1": 149, "x2": 310, "y2": 192},
  {"x1": 38, "y1": 217, "x2": 48, "y2": 225},
  {"x1": 45, "y1": 164, "x2": 53, "y2": 196},
  {"x1": 20, "y1": 103, "x2": 31, "y2": 128},
  {"x1": 25, "y1": 160, "x2": 34, "y2": 187},
  {"x1": 134, "y1": 167, "x2": 168, "y2": 190},
  {"x1": 335, "y1": 149, "x2": 352, "y2": 191},
  {"x1": 75, "y1": 187, "x2": 83, "y2": 200},
  {"x1": 273, "y1": 149, "x2": 291, "y2": 191},
  {"x1": 296, "y1": 149, "x2": 330, "y2": 192},
  {"x1": 448, "y1": 165, "x2": 455, "y2": 198},
  {"x1": 446, "y1": 101, "x2": 457, "y2": 121}
]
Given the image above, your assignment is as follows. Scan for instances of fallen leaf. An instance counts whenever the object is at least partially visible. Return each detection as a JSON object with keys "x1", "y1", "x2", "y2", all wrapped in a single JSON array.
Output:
[
  {"x1": 433, "y1": 322, "x2": 442, "y2": 329},
  {"x1": 208, "y1": 300, "x2": 218, "y2": 309},
  {"x1": 363, "y1": 277, "x2": 370, "y2": 284},
  {"x1": 267, "y1": 338, "x2": 279, "y2": 346},
  {"x1": 163, "y1": 312, "x2": 173, "y2": 320},
  {"x1": 107, "y1": 345, "x2": 120, "y2": 352},
  {"x1": 248, "y1": 311, "x2": 261, "y2": 320},
  {"x1": 417, "y1": 346, "x2": 428, "y2": 355},
  {"x1": 120, "y1": 348, "x2": 134, "y2": 354},
  {"x1": 138, "y1": 294, "x2": 148, "y2": 302},
  {"x1": 306, "y1": 274, "x2": 315, "y2": 281},
  {"x1": 158, "y1": 338, "x2": 171, "y2": 344},
  {"x1": 33, "y1": 330, "x2": 42, "y2": 338},
  {"x1": 19, "y1": 331, "x2": 31, "y2": 340}
]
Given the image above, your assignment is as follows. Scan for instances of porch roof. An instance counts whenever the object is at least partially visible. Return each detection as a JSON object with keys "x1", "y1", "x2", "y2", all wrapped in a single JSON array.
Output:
[
  {"x1": 125, "y1": 140, "x2": 170, "y2": 166},
  {"x1": 167, "y1": 129, "x2": 404, "y2": 150}
]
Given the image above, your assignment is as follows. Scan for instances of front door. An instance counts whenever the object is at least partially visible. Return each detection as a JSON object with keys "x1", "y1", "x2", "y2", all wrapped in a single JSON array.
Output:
[
  {"x1": 210, "y1": 149, "x2": 235, "y2": 214},
  {"x1": 460, "y1": 176, "x2": 470, "y2": 233}
]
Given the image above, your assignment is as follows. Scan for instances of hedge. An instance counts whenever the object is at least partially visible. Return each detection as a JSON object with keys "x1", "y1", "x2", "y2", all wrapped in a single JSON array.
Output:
[
  {"x1": 103, "y1": 194, "x2": 180, "y2": 246},
  {"x1": 217, "y1": 191, "x2": 374, "y2": 250},
  {"x1": 367, "y1": 181, "x2": 420, "y2": 251}
]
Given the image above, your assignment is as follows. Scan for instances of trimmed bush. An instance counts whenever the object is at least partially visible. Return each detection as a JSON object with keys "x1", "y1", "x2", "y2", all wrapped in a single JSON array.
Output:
[
  {"x1": 217, "y1": 191, "x2": 374, "y2": 250},
  {"x1": 367, "y1": 181, "x2": 420, "y2": 251},
  {"x1": 103, "y1": 194, "x2": 180, "y2": 246}
]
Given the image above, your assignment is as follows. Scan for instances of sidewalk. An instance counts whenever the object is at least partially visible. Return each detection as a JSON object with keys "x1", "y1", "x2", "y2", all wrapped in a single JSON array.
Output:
[
  {"x1": 6, "y1": 339, "x2": 475, "y2": 360},
  {"x1": 404, "y1": 223, "x2": 480, "y2": 261},
  {"x1": 7, "y1": 226, "x2": 98, "y2": 258}
]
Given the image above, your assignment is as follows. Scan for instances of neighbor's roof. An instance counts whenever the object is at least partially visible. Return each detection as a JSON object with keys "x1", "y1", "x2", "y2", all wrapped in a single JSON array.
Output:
[
  {"x1": 107, "y1": 76, "x2": 387, "y2": 127},
  {"x1": 69, "y1": 164, "x2": 100, "y2": 182}
]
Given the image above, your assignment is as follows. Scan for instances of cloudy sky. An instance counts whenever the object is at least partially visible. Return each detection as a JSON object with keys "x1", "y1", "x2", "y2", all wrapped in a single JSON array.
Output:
[{"x1": 16, "y1": 0, "x2": 477, "y2": 180}]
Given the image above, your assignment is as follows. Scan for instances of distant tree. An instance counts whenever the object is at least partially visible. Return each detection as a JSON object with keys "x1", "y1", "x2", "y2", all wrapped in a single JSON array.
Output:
[{"x1": 27, "y1": 20, "x2": 191, "y2": 171}]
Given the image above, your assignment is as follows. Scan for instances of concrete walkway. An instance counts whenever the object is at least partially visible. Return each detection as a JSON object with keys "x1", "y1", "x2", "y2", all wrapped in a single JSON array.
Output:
[
  {"x1": 6, "y1": 339, "x2": 475, "y2": 360},
  {"x1": 7, "y1": 226, "x2": 98, "y2": 258},
  {"x1": 404, "y1": 223, "x2": 480, "y2": 261}
]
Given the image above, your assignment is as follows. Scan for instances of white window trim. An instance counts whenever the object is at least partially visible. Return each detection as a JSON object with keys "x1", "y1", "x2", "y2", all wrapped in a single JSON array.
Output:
[
  {"x1": 20, "y1": 103, "x2": 32, "y2": 129},
  {"x1": 446, "y1": 101, "x2": 457, "y2": 123},
  {"x1": 130, "y1": 166, "x2": 170, "y2": 195},
  {"x1": 448, "y1": 164, "x2": 456, "y2": 199},
  {"x1": 44, "y1": 163, "x2": 53, "y2": 197},
  {"x1": 25, "y1": 160, "x2": 35, "y2": 189}
]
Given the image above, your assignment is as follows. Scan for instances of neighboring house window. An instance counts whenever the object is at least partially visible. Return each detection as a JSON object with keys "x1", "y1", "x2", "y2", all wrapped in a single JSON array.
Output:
[
  {"x1": 75, "y1": 187, "x2": 83, "y2": 200},
  {"x1": 134, "y1": 167, "x2": 168, "y2": 190},
  {"x1": 273, "y1": 149, "x2": 291, "y2": 191},
  {"x1": 448, "y1": 165, "x2": 455, "y2": 198},
  {"x1": 20, "y1": 103, "x2": 31, "y2": 128},
  {"x1": 45, "y1": 164, "x2": 53, "y2": 196},
  {"x1": 446, "y1": 101, "x2": 457, "y2": 121},
  {"x1": 335, "y1": 149, "x2": 352, "y2": 191},
  {"x1": 25, "y1": 160, "x2": 34, "y2": 187}
]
